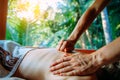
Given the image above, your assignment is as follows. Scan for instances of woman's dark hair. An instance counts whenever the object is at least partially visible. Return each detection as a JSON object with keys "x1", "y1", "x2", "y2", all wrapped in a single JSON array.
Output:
[{"x1": 0, "y1": 47, "x2": 18, "y2": 71}]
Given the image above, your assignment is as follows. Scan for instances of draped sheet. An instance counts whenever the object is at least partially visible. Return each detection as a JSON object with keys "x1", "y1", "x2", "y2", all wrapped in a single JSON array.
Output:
[{"x1": 0, "y1": 40, "x2": 26, "y2": 80}]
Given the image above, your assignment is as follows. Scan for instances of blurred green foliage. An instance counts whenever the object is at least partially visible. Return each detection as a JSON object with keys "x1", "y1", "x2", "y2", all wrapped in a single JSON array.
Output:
[{"x1": 6, "y1": 0, "x2": 120, "y2": 49}]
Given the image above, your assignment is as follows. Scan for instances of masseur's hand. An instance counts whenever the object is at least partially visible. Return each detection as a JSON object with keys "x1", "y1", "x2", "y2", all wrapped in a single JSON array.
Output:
[
  {"x1": 50, "y1": 53, "x2": 102, "y2": 76},
  {"x1": 56, "y1": 39, "x2": 75, "y2": 52}
]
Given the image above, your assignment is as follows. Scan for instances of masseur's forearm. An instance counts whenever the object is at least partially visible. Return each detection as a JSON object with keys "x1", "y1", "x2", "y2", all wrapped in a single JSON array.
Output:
[
  {"x1": 68, "y1": 0, "x2": 111, "y2": 43},
  {"x1": 94, "y1": 37, "x2": 120, "y2": 66}
]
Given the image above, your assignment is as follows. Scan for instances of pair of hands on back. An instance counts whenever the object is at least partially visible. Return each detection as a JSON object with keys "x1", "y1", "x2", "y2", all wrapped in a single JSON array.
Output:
[{"x1": 50, "y1": 40, "x2": 101, "y2": 76}]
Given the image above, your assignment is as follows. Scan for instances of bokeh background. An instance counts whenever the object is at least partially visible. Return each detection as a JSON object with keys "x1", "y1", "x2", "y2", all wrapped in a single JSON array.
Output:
[{"x1": 6, "y1": 0, "x2": 120, "y2": 49}]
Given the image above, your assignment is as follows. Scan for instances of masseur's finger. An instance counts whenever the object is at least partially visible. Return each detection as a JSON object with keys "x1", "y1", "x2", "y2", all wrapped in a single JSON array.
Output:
[
  {"x1": 56, "y1": 40, "x2": 64, "y2": 51},
  {"x1": 64, "y1": 47, "x2": 74, "y2": 52},
  {"x1": 50, "y1": 57, "x2": 71, "y2": 67},
  {"x1": 60, "y1": 41, "x2": 67, "y2": 51},
  {"x1": 63, "y1": 53, "x2": 72, "y2": 57},
  {"x1": 53, "y1": 66, "x2": 73, "y2": 75},
  {"x1": 60, "y1": 70, "x2": 79, "y2": 76},
  {"x1": 50, "y1": 62, "x2": 70, "y2": 71}
]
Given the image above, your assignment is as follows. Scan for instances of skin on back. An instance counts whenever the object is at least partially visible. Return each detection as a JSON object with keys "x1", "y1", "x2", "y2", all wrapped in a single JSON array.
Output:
[{"x1": 14, "y1": 48, "x2": 97, "y2": 80}]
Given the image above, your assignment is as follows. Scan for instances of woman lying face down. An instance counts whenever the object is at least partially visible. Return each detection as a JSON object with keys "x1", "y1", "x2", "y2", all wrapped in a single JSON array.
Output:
[{"x1": 0, "y1": 47, "x2": 97, "y2": 80}]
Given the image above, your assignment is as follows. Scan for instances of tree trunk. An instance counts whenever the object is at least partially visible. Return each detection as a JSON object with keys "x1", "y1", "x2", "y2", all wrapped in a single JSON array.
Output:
[
  {"x1": 101, "y1": 7, "x2": 112, "y2": 44},
  {"x1": 79, "y1": 33, "x2": 88, "y2": 49},
  {"x1": 85, "y1": 30, "x2": 93, "y2": 48}
]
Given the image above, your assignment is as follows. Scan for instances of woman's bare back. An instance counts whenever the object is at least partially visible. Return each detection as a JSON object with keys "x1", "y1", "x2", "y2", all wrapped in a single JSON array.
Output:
[{"x1": 14, "y1": 48, "x2": 97, "y2": 80}]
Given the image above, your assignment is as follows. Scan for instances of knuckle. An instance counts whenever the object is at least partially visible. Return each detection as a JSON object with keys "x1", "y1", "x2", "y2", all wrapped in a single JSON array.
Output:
[
  {"x1": 60, "y1": 63, "x2": 65, "y2": 67},
  {"x1": 60, "y1": 46, "x2": 63, "y2": 50},
  {"x1": 71, "y1": 71, "x2": 76, "y2": 76},
  {"x1": 77, "y1": 70, "x2": 82, "y2": 75},
  {"x1": 56, "y1": 45, "x2": 60, "y2": 50},
  {"x1": 56, "y1": 59, "x2": 60, "y2": 63},
  {"x1": 63, "y1": 62, "x2": 68, "y2": 66},
  {"x1": 59, "y1": 41, "x2": 62, "y2": 44},
  {"x1": 71, "y1": 58, "x2": 76, "y2": 62},
  {"x1": 51, "y1": 67, "x2": 56, "y2": 71},
  {"x1": 61, "y1": 68, "x2": 65, "y2": 72},
  {"x1": 63, "y1": 41, "x2": 67, "y2": 45},
  {"x1": 73, "y1": 62, "x2": 80, "y2": 66}
]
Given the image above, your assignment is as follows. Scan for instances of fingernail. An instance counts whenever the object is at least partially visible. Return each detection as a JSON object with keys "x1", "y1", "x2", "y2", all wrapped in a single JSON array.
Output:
[
  {"x1": 56, "y1": 47, "x2": 59, "y2": 50},
  {"x1": 53, "y1": 72, "x2": 58, "y2": 75},
  {"x1": 59, "y1": 73, "x2": 63, "y2": 76},
  {"x1": 50, "y1": 64, "x2": 53, "y2": 67},
  {"x1": 49, "y1": 65, "x2": 52, "y2": 67},
  {"x1": 53, "y1": 72, "x2": 56, "y2": 75},
  {"x1": 53, "y1": 72, "x2": 57, "y2": 74},
  {"x1": 50, "y1": 68, "x2": 54, "y2": 71},
  {"x1": 53, "y1": 71, "x2": 60, "y2": 75}
]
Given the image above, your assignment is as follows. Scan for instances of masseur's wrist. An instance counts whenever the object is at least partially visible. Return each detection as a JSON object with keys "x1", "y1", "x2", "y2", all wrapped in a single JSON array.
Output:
[
  {"x1": 91, "y1": 51, "x2": 105, "y2": 68},
  {"x1": 67, "y1": 36, "x2": 78, "y2": 45}
]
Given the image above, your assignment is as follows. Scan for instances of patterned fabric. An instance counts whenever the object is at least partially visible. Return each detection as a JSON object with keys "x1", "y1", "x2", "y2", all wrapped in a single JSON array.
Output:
[
  {"x1": 0, "y1": 40, "x2": 22, "y2": 79},
  {"x1": 0, "y1": 47, "x2": 19, "y2": 71},
  {"x1": 0, "y1": 40, "x2": 32, "y2": 79},
  {"x1": 0, "y1": 40, "x2": 18, "y2": 78}
]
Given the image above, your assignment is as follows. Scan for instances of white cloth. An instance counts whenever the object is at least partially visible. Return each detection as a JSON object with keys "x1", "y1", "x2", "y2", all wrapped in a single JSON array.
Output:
[
  {"x1": 0, "y1": 40, "x2": 31, "y2": 79},
  {"x1": 0, "y1": 40, "x2": 21, "y2": 54},
  {"x1": 0, "y1": 40, "x2": 32, "y2": 57}
]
